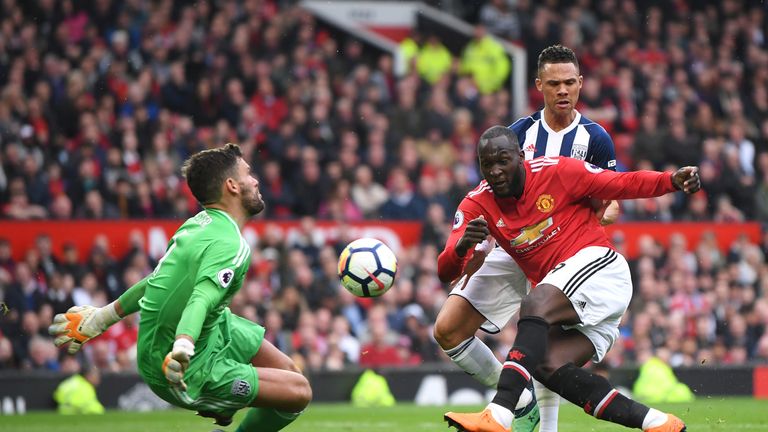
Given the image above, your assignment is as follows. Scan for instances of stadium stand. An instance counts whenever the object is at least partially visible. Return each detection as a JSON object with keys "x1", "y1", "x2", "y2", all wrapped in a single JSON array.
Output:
[{"x1": 0, "y1": 0, "x2": 767, "y2": 376}]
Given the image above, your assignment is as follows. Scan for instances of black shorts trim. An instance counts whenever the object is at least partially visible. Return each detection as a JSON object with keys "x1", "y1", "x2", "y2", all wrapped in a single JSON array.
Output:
[
  {"x1": 447, "y1": 293, "x2": 502, "y2": 334},
  {"x1": 562, "y1": 250, "x2": 617, "y2": 298}
]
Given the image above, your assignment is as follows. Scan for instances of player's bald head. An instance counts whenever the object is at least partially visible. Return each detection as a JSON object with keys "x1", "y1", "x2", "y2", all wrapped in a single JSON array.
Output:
[
  {"x1": 478, "y1": 125, "x2": 520, "y2": 155},
  {"x1": 477, "y1": 125, "x2": 525, "y2": 198}
]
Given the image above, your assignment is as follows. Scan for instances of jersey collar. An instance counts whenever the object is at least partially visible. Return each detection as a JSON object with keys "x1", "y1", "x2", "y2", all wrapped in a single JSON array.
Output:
[
  {"x1": 205, "y1": 208, "x2": 241, "y2": 233},
  {"x1": 540, "y1": 109, "x2": 581, "y2": 136}
]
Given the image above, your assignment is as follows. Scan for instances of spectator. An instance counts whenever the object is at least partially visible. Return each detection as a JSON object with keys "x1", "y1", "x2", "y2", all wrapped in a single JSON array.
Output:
[
  {"x1": 44, "y1": 271, "x2": 75, "y2": 315},
  {"x1": 0, "y1": 334, "x2": 16, "y2": 369},
  {"x1": 54, "y1": 364, "x2": 105, "y2": 415},
  {"x1": 5, "y1": 263, "x2": 46, "y2": 315},
  {"x1": 26, "y1": 334, "x2": 59, "y2": 371},
  {"x1": 416, "y1": 34, "x2": 453, "y2": 85},
  {"x1": 351, "y1": 164, "x2": 389, "y2": 218},
  {"x1": 3, "y1": 177, "x2": 48, "y2": 219},
  {"x1": 398, "y1": 30, "x2": 423, "y2": 74},
  {"x1": 0, "y1": 0, "x2": 766, "y2": 374},
  {"x1": 459, "y1": 25, "x2": 510, "y2": 94},
  {"x1": 379, "y1": 167, "x2": 427, "y2": 220},
  {"x1": 292, "y1": 148, "x2": 327, "y2": 217},
  {"x1": 359, "y1": 305, "x2": 403, "y2": 368},
  {"x1": 479, "y1": 0, "x2": 521, "y2": 41},
  {"x1": 632, "y1": 107, "x2": 666, "y2": 169}
]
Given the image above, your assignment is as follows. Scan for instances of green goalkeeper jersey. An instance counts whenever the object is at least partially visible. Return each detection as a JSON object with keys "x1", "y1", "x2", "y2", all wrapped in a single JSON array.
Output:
[{"x1": 136, "y1": 208, "x2": 252, "y2": 385}]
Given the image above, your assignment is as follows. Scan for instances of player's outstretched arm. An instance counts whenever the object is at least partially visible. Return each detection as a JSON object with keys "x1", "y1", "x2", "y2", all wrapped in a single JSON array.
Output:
[
  {"x1": 49, "y1": 276, "x2": 149, "y2": 353},
  {"x1": 115, "y1": 274, "x2": 150, "y2": 316},
  {"x1": 671, "y1": 166, "x2": 701, "y2": 194},
  {"x1": 563, "y1": 158, "x2": 701, "y2": 200}
]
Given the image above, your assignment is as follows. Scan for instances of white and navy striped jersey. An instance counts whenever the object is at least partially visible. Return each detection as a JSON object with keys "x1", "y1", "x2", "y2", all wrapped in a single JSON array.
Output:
[{"x1": 509, "y1": 110, "x2": 617, "y2": 170}]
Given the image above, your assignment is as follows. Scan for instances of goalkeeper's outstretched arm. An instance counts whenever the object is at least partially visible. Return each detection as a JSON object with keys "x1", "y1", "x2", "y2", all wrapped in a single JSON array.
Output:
[
  {"x1": 115, "y1": 274, "x2": 150, "y2": 316},
  {"x1": 49, "y1": 275, "x2": 150, "y2": 353}
]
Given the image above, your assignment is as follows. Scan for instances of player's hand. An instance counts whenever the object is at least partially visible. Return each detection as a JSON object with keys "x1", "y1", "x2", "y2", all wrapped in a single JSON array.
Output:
[
  {"x1": 163, "y1": 338, "x2": 195, "y2": 392},
  {"x1": 49, "y1": 305, "x2": 110, "y2": 354},
  {"x1": 452, "y1": 238, "x2": 495, "y2": 290},
  {"x1": 456, "y1": 216, "x2": 490, "y2": 257},
  {"x1": 671, "y1": 166, "x2": 701, "y2": 194},
  {"x1": 597, "y1": 200, "x2": 620, "y2": 226}
]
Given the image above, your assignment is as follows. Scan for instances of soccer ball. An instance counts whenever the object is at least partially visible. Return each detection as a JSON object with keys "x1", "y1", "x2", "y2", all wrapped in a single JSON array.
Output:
[{"x1": 337, "y1": 238, "x2": 398, "y2": 297}]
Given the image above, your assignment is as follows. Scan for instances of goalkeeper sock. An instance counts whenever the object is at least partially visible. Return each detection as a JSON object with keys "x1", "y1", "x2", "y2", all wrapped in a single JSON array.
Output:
[
  {"x1": 443, "y1": 336, "x2": 502, "y2": 388},
  {"x1": 235, "y1": 407, "x2": 302, "y2": 432}
]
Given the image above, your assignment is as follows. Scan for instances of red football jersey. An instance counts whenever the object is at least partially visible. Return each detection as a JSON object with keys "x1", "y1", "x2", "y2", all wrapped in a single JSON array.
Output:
[{"x1": 438, "y1": 157, "x2": 676, "y2": 285}]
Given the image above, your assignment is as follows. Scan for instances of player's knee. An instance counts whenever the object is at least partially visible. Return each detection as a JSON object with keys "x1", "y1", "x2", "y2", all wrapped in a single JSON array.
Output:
[
  {"x1": 519, "y1": 295, "x2": 546, "y2": 319},
  {"x1": 433, "y1": 317, "x2": 463, "y2": 350},
  {"x1": 520, "y1": 285, "x2": 561, "y2": 321},
  {"x1": 291, "y1": 374, "x2": 313, "y2": 411}
]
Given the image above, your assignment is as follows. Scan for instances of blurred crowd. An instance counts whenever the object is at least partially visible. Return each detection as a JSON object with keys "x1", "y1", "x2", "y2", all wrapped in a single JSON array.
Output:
[{"x1": 0, "y1": 0, "x2": 768, "y2": 373}]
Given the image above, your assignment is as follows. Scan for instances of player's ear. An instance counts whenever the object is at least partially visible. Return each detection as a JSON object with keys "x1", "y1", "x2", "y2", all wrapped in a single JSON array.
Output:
[
  {"x1": 535, "y1": 77, "x2": 543, "y2": 91},
  {"x1": 578, "y1": 75, "x2": 583, "y2": 89},
  {"x1": 224, "y1": 177, "x2": 239, "y2": 194}
]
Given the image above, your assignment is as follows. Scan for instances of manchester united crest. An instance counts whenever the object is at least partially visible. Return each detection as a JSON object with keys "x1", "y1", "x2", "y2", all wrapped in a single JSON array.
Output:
[{"x1": 536, "y1": 194, "x2": 554, "y2": 213}]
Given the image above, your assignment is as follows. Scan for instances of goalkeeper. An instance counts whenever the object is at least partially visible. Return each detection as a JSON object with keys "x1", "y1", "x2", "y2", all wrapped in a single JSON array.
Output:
[{"x1": 49, "y1": 144, "x2": 312, "y2": 432}]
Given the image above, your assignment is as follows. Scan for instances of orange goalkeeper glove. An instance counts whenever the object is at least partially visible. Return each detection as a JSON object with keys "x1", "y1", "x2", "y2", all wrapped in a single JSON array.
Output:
[
  {"x1": 48, "y1": 304, "x2": 121, "y2": 354},
  {"x1": 163, "y1": 338, "x2": 195, "y2": 392}
]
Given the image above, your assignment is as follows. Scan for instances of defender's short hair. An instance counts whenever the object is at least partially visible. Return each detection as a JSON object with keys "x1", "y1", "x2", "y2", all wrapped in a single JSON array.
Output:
[
  {"x1": 181, "y1": 143, "x2": 242, "y2": 205},
  {"x1": 537, "y1": 45, "x2": 579, "y2": 76}
]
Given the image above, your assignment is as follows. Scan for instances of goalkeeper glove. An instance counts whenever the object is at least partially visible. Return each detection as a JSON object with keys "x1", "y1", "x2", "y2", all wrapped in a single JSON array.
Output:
[
  {"x1": 48, "y1": 303, "x2": 121, "y2": 354},
  {"x1": 163, "y1": 338, "x2": 195, "y2": 392}
]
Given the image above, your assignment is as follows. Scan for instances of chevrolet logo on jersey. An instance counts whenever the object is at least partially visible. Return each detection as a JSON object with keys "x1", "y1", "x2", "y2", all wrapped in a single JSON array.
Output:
[{"x1": 512, "y1": 217, "x2": 554, "y2": 246}]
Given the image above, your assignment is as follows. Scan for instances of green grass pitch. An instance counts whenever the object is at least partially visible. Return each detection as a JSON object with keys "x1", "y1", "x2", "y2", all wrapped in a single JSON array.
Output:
[{"x1": 1, "y1": 398, "x2": 766, "y2": 431}]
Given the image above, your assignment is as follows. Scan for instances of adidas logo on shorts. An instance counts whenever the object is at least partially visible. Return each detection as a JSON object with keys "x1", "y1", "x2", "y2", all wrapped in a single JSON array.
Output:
[
  {"x1": 575, "y1": 300, "x2": 587, "y2": 311},
  {"x1": 496, "y1": 218, "x2": 506, "y2": 228}
]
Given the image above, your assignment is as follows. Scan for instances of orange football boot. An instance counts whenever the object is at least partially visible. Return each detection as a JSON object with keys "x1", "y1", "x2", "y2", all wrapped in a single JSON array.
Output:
[
  {"x1": 644, "y1": 414, "x2": 687, "y2": 432},
  {"x1": 444, "y1": 409, "x2": 510, "y2": 432}
]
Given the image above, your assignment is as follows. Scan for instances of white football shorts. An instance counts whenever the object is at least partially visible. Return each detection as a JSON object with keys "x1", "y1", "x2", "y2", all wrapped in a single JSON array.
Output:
[
  {"x1": 538, "y1": 246, "x2": 632, "y2": 362},
  {"x1": 448, "y1": 247, "x2": 530, "y2": 333}
]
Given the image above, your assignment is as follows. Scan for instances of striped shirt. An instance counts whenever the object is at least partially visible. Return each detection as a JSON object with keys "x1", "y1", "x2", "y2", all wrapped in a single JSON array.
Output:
[{"x1": 509, "y1": 109, "x2": 617, "y2": 170}]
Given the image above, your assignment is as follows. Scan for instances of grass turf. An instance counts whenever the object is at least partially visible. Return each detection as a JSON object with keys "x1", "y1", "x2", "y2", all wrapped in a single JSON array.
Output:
[{"x1": 0, "y1": 398, "x2": 766, "y2": 431}]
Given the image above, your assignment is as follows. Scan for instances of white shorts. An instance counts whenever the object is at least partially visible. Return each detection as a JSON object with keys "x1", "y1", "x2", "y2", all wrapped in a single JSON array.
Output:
[
  {"x1": 538, "y1": 246, "x2": 632, "y2": 362},
  {"x1": 449, "y1": 247, "x2": 530, "y2": 333}
]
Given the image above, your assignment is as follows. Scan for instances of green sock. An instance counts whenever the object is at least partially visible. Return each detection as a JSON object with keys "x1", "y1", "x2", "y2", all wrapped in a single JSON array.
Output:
[{"x1": 235, "y1": 407, "x2": 301, "y2": 432}]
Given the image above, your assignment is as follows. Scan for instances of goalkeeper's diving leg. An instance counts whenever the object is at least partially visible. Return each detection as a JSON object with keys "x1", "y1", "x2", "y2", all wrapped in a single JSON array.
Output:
[{"x1": 234, "y1": 339, "x2": 312, "y2": 432}]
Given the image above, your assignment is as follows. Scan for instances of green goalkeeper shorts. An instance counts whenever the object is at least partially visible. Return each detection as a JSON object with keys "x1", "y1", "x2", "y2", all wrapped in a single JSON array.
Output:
[{"x1": 149, "y1": 314, "x2": 266, "y2": 416}]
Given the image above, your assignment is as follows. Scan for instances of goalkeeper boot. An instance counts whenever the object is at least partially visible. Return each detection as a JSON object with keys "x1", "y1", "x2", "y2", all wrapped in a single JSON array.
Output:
[
  {"x1": 197, "y1": 410, "x2": 233, "y2": 426},
  {"x1": 444, "y1": 409, "x2": 510, "y2": 432},
  {"x1": 644, "y1": 414, "x2": 686, "y2": 432},
  {"x1": 512, "y1": 380, "x2": 540, "y2": 432}
]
